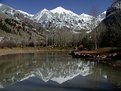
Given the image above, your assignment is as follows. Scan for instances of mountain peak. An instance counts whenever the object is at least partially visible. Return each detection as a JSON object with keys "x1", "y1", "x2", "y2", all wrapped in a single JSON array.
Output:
[
  {"x1": 50, "y1": 6, "x2": 78, "y2": 17},
  {"x1": 41, "y1": 8, "x2": 48, "y2": 12},
  {"x1": 51, "y1": 6, "x2": 67, "y2": 13},
  {"x1": 50, "y1": 6, "x2": 71, "y2": 14},
  {"x1": 81, "y1": 13, "x2": 88, "y2": 15},
  {"x1": 54, "y1": 6, "x2": 65, "y2": 10}
]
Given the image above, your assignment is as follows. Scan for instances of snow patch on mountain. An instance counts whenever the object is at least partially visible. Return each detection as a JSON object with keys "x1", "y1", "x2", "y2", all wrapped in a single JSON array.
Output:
[
  {"x1": 80, "y1": 13, "x2": 94, "y2": 21},
  {"x1": 0, "y1": 3, "x2": 34, "y2": 18},
  {"x1": 50, "y1": 6, "x2": 78, "y2": 16},
  {"x1": 33, "y1": 8, "x2": 53, "y2": 23},
  {"x1": 98, "y1": 11, "x2": 106, "y2": 21},
  {"x1": 17, "y1": 10, "x2": 34, "y2": 17}
]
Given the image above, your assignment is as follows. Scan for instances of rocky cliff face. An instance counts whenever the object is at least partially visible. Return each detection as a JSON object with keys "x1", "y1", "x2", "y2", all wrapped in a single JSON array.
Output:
[
  {"x1": 104, "y1": 0, "x2": 121, "y2": 29},
  {"x1": 99, "y1": 0, "x2": 121, "y2": 47},
  {"x1": 106, "y1": 0, "x2": 121, "y2": 17}
]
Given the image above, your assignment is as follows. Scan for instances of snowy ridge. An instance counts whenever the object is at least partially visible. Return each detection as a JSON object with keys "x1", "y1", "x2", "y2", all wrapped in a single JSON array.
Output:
[
  {"x1": 33, "y1": 8, "x2": 53, "y2": 23},
  {"x1": 33, "y1": 7, "x2": 80, "y2": 29},
  {"x1": 17, "y1": 10, "x2": 34, "y2": 17},
  {"x1": 0, "y1": 3, "x2": 34, "y2": 18},
  {"x1": 0, "y1": 3, "x2": 15, "y2": 16},
  {"x1": 0, "y1": 3, "x2": 106, "y2": 31},
  {"x1": 80, "y1": 13, "x2": 95, "y2": 22},
  {"x1": 50, "y1": 6, "x2": 78, "y2": 16},
  {"x1": 33, "y1": 7, "x2": 103, "y2": 31},
  {"x1": 98, "y1": 11, "x2": 106, "y2": 21}
]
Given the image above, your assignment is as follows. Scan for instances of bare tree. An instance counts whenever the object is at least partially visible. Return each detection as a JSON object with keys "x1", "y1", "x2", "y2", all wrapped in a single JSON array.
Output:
[{"x1": 89, "y1": 7, "x2": 100, "y2": 50}]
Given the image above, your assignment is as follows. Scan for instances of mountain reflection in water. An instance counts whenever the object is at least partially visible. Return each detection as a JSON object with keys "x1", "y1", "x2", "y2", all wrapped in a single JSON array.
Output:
[{"x1": 0, "y1": 52, "x2": 121, "y2": 91}]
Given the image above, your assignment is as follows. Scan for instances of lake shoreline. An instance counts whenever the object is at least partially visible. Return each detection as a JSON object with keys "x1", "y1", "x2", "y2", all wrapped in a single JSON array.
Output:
[
  {"x1": 1, "y1": 47, "x2": 121, "y2": 68},
  {"x1": 70, "y1": 50, "x2": 121, "y2": 68},
  {"x1": 0, "y1": 47, "x2": 71, "y2": 56}
]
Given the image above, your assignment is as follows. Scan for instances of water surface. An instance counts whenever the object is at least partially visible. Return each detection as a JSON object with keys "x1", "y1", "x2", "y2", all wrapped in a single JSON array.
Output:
[{"x1": 0, "y1": 51, "x2": 121, "y2": 91}]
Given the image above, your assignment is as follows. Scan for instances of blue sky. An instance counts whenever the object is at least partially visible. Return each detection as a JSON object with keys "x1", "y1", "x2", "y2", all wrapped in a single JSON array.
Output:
[{"x1": 0, "y1": 0, "x2": 112, "y2": 15}]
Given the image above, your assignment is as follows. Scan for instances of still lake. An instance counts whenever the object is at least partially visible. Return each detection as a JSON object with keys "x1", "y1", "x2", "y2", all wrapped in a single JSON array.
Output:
[{"x1": 0, "y1": 51, "x2": 121, "y2": 91}]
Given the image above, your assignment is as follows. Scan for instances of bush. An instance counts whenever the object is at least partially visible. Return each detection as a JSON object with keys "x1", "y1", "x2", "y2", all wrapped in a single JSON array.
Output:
[
  {"x1": 99, "y1": 29, "x2": 121, "y2": 47},
  {"x1": 0, "y1": 41, "x2": 16, "y2": 48},
  {"x1": 28, "y1": 42, "x2": 35, "y2": 47}
]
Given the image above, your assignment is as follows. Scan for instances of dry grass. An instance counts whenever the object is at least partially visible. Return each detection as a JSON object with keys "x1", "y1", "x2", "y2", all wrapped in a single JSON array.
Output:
[
  {"x1": 0, "y1": 47, "x2": 70, "y2": 56},
  {"x1": 79, "y1": 50, "x2": 97, "y2": 54},
  {"x1": 0, "y1": 47, "x2": 120, "y2": 56},
  {"x1": 0, "y1": 48, "x2": 38, "y2": 56},
  {"x1": 96, "y1": 47, "x2": 121, "y2": 54},
  {"x1": 76, "y1": 47, "x2": 121, "y2": 54}
]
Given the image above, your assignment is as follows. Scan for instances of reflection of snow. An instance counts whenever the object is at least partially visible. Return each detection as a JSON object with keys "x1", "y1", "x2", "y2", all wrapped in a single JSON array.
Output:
[
  {"x1": 20, "y1": 61, "x2": 94, "y2": 84},
  {"x1": 0, "y1": 83, "x2": 4, "y2": 88},
  {"x1": 103, "y1": 74, "x2": 107, "y2": 79},
  {"x1": 35, "y1": 69, "x2": 53, "y2": 82},
  {"x1": 20, "y1": 74, "x2": 35, "y2": 81},
  {"x1": 51, "y1": 73, "x2": 80, "y2": 84},
  {"x1": 50, "y1": 62, "x2": 94, "y2": 84}
]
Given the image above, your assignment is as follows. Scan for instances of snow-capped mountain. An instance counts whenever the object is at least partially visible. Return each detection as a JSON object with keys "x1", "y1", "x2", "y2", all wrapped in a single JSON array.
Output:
[
  {"x1": 0, "y1": 3, "x2": 33, "y2": 18},
  {"x1": 0, "y1": 3, "x2": 105, "y2": 31},
  {"x1": 0, "y1": 3, "x2": 15, "y2": 16},
  {"x1": 33, "y1": 7, "x2": 102, "y2": 31},
  {"x1": 33, "y1": 7, "x2": 80, "y2": 29}
]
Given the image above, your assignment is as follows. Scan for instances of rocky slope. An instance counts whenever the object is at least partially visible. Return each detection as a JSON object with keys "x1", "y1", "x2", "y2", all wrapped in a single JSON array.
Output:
[
  {"x1": 0, "y1": 3, "x2": 33, "y2": 18},
  {"x1": 0, "y1": 9, "x2": 45, "y2": 48}
]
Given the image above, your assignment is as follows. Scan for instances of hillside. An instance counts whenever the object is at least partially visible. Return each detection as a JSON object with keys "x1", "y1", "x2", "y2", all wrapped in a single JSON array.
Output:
[
  {"x1": 99, "y1": 0, "x2": 121, "y2": 47},
  {"x1": 0, "y1": 11, "x2": 45, "y2": 48}
]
